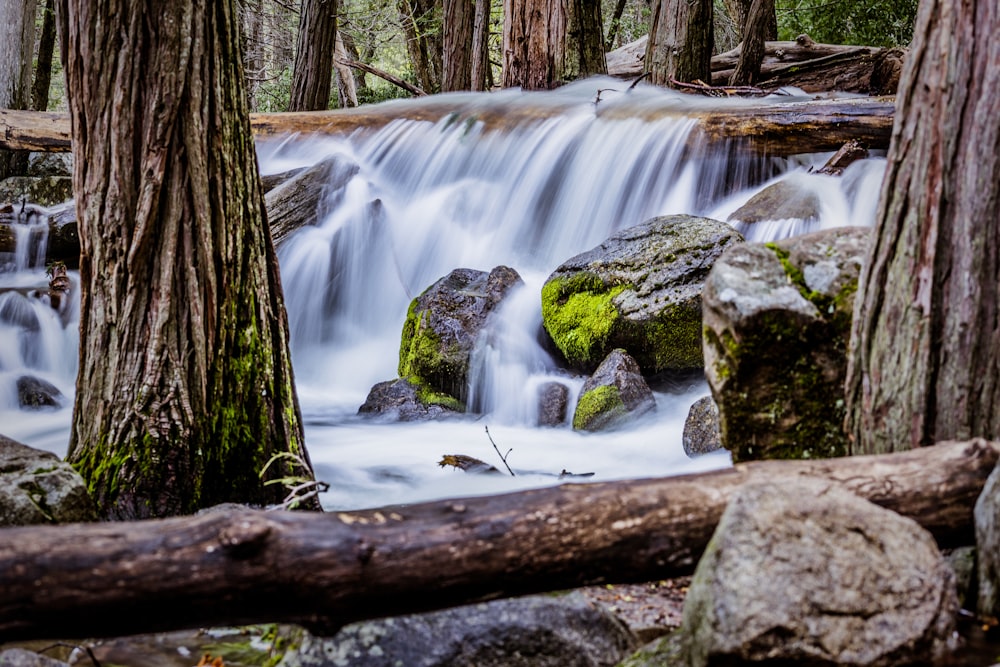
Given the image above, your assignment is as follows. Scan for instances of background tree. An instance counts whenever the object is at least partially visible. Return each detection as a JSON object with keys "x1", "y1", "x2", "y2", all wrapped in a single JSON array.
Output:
[
  {"x1": 398, "y1": 0, "x2": 442, "y2": 93},
  {"x1": 845, "y1": 0, "x2": 1000, "y2": 454},
  {"x1": 57, "y1": 0, "x2": 318, "y2": 518},
  {"x1": 644, "y1": 0, "x2": 712, "y2": 85},
  {"x1": 729, "y1": 0, "x2": 774, "y2": 84},
  {"x1": 289, "y1": 0, "x2": 338, "y2": 110},
  {"x1": 441, "y1": 0, "x2": 492, "y2": 91},
  {"x1": 0, "y1": 0, "x2": 37, "y2": 178},
  {"x1": 32, "y1": 0, "x2": 58, "y2": 112}
]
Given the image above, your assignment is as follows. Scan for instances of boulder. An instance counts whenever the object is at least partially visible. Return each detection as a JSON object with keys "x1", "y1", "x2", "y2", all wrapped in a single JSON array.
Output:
[
  {"x1": 683, "y1": 477, "x2": 959, "y2": 667},
  {"x1": 702, "y1": 226, "x2": 870, "y2": 462},
  {"x1": 27, "y1": 152, "x2": 73, "y2": 178},
  {"x1": 541, "y1": 215, "x2": 743, "y2": 374},
  {"x1": 358, "y1": 377, "x2": 464, "y2": 421},
  {"x1": 682, "y1": 395, "x2": 722, "y2": 457},
  {"x1": 975, "y1": 462, "x2": 1000, "y2": 618},
  {"x1": 0, "y1": 434, "x2": 97, "y2": 526},
  {"x1": 537, "y1": 381, "x2": 570, "y2": 427},
  {"x1": 0, "y1": 649, "x2": 69, "y2": 667},
  {"x1": 572, "y1": 349, "x2": 655, "y2": 432},
  {"x1": 290, "y1": 590, "x2": 638, "y2": 667},
  {"x1": 399, "y1": 266, "x2": 523, "y2": 405},
  {"x1": 0, "y1": 176, "x2": 74, "y2": 207},
  {"x1": 16, "y1": 375, "x2": 64, "y2": 409},
  {"x1": 727, "y1": 177, "x2": 822, "y2": 228},
  {"x1": 265, "y1": 154, "x2": 360, "y2": 246}
]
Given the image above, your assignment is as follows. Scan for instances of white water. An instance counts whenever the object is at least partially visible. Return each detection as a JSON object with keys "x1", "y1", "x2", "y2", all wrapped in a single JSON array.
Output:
[{"x1": 0, "y1": 78, "x2": 885, "y2": 511}]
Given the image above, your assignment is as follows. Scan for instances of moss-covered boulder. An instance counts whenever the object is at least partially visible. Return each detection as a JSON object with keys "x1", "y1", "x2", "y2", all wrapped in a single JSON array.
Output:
[
  {"x1": 0, "y1": 434, "x2": 97, "y2": 526},
  {"x1": 572, "y1": 349, "x2": 655, "y2": 432},
  {"x1": 0, "y1": 176, "x2": 74, "y2": 207},
  {"x1": 358, "y1": 377, "x2": 464, "y2": 421},
  {"x1": 399, "y1": 266, "x2": 523, "y2": 405},
  {"x1": 702, "y1": 226, "x2": 870, "y2": 462},
  {"x1": 541, "y1": 215, "x2": 743, "y2": 374}
]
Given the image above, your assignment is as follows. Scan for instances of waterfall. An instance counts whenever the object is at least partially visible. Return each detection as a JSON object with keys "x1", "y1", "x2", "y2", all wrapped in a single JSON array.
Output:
[{"x1": 1, "y1": 78, "x2": 886, "y2": 510}]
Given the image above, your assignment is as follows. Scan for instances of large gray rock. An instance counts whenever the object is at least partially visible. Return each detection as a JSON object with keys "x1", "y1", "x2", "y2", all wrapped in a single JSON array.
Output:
[
  {"x1": 682, "y1": 477, "x2": 958, "y2": 667},
  {"x1": 288, "y1": 591, "x2": 638, "y2": 667},
  {"x1": 0, "y1": 434, "x2": 97, "y2": 526},
  {"x1": 541, "y1": 215, "x2": 743, "y2": 374},
  {"x1": 682, "y1": 395, "x2": 721, "y2": 457},
  {"x1": 572, "y1": 349, "x2": 655, "y2": 432},
  {"x1": 398, "y1": 266, "x2": 523, "y2": 405},
  {"x1": 702, "y1": 226, "x2": 869, "y2": 462},
  {"x1": 728, "y1": 178, "x2": 821, "y2": 228},
  {"x1": 0, "y1": 177, "x2": 74, "y2": 207},
  {"x1": 0, "y1": 649, "x2": 69, "y2": 667},
  {"x1": 266, "y1": 154, "x2": 361, "y2": 247},
  {"x1": 975, "y1": 462, "x2": 1000, "y2": 618},
  {"x1": 358, "y1": 377, "x2": 464, "y2": 421},
  {"x1": 537, "y1": 381, "x2": 570, "y2": 427},
  {"x1": 16, "y1": 375, "x2": 65, "y2": 409}
]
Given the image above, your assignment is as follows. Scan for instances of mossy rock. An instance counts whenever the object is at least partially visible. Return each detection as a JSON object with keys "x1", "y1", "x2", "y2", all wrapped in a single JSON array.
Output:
[
  {"x1": 0, "y1": 176, "x2": 74, "y2": 207},
  {"x1": 399, "y1": 266, "x2": 522, "y2": 405},
  {"x1": 702, "y1": 226, "x2": 870, "y2": 462},
  {"x1": 358, "y1": 377, "x2": 465, "y2": 421},
  {"x1": 572, "y1": 349, "x2": 655, "y2": 432},
  {"x1": 541, "y1": 215, "x2": 743, "y2": 374}
]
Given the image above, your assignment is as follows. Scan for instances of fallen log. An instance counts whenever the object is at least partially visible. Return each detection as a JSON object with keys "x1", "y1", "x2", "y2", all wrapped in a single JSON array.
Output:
[
  {"x1": 1, "y1": 95, "x2": 895, "y2": 158},
  {"x1": 0, "y1": 439, "x2": 995, "y2": 642}
]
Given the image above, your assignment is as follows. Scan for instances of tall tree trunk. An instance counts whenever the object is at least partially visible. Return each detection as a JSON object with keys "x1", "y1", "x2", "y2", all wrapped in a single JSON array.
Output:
[
  {"x1": 241, "y1": 0, "x2": 266, "y2": 111},
  {"x1": 289, "y1": 0, "x2": 338, "y2": 111},
  {"x1": 470, "y1": 0, "x2": 490, "y2": 90},
  {"x1": 31, "y1": 0, "x2": 57, "y2": 112},
  {"x1": 845, "y1": 0, "x2": 1000, "y2": 454},
  {"x1": 604, "y1": 0, "x2": 627, "y2": 50},
  {"x1": 398, "y1": 0, "x2": 442, "y2": 93},
  {"x1": 502, "y1": 0, "x2": 605, "y2": 89},
  {"x1": 645, "y1": 0, "x2": 713, "y2": 86},
  {"x1": 333, "y1": 30, "x2": 358, "y2": 106},
  {"x1": 57, "y1": 0, "x2": 318, "y2": 518},
  {"x1": 0, "y1": 0, "x2": 37, "y2": 179},
  {"x1": 442, "y1": 0, "x2": 475, "y2": 90},
  {"x1": 729, "y1": 0, "x2": 773, "y2": 85},
  {"x1": 563, "y1": 0, "x2": 607, "y2": 81},
  {"x1": 723, "y1": 0, "x2": 774, "y2": 41}
]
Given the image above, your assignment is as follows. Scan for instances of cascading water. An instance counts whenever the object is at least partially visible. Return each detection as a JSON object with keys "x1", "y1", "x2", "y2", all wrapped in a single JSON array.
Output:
[{"x1": 0, "y1": 78, "x2": 885, "y2": 510}]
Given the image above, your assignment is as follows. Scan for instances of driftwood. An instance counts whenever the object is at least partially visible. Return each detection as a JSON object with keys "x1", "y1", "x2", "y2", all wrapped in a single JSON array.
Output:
[
  {"x1": 336, "y1": 59, "x2": 427, "y2": 97},
  {"x1": 0, "y1": 439, "x2": 995, "y2": 642},
  {"x1": 1, "y1": 96, "x2": 894, "y2": 158}
]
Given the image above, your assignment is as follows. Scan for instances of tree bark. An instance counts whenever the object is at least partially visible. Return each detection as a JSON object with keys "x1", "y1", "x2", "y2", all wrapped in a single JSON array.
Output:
[
  {"x1": 57, "y1": 0, "x2": 318, "y2": 519},
  {"x1": 0, "y1": 0, "x2": 37, "y2": 179},
  {"x1": 470, "y1": 0, "x2": 491, "y2": 90},
  {"x1": 442, "y1": 0, "x2": 476, "y2": 91},
  {"x1": 31, "y1": 0, "x2": 57, "y2": 112},
  {"x1": 0, "y1": 439, "x2": 995, "y2": 642},
  {"x1": 645, "y1": 0, "x2": 713, "y2": 86},
  {"x1": 333, "y1": 31, "x2": 358, "y2": 107},
  {"x1": 398, "y1": 0, "x2": 442, "y2": 94},
  {"x1": 845, "y1": 0, "x2": 1000, "y2": 454},
  {"x1": 604, "y1": 0, "x2": 628, "y2": 50},
  {"x1": 289, "y1": 0, "x2": 338, "y2": 111},
  {"x1": 729, "y1": 0, "x2": 773, "y2": 85},
  {"x1": 0, "y1": 95, "x2": 896, "y2": 156}
]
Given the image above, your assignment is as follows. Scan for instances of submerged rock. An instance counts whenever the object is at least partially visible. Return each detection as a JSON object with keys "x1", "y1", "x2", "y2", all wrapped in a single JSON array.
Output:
[
  {"x1": 0, "y1": 434, "x2": 97, "y2": 526},
  {"x1": 290, "y1": 590, "x2": 638, "y2": 667},
  {"x1": 536, "y1": 381, "x2": 570, "y2": 427},
  {"x1": 16, "y1": 375, "x2": 64, "y2": 410},
  {"x1": 541, "y1": 215, "x2": 743, "y2": 374},
  {"x1": 358, "y1": 377, "x2": 463, "y2": 421},
  {"x1": 727, "y1": 178, "x2": 822, "y2": 227},
  {"x1": 398, "y1": 266, "x2": 523, "y2": 406},
  {"x1": 683, "y1": 478, "x2": 958, "y2": 667},
  {"x1": 572, "y1": 349, "x2": 655, "y2": 432},
  {"x1": 702, "y1": 226, "x2": 869, "y2": 462},
  {"x1": 681, "y1": 396, "x2": 721, "y2": 457},
  {"x1": 266, "y1": 154, "x2": 361, "y2": 246}
]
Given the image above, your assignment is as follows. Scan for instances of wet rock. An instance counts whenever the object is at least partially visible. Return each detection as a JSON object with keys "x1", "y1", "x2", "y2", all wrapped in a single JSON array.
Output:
[
  {"x1": 683, "y1": 477, "x2": 959, "y2": 667},
  {"x1": 358, "y1": 377, "x2": 464, "y2": 421},
  {"x1": 0, "y1": 176, "x2": 74, "y2": 207},
  {"x1": 727, "y1": 177, "x2": 822, "y2": 227},
  {"x1": 290, "y1": 590, "x2": 638, "y2": 667},
  {"x1": 702, "y1": 226, "x2": 870, "y2": 462},
  {"x1": 541, "y1": 215, "x2": 743, "y2": 374},
  {"x1": 399, "y1": 266, "x2": 523, "y2": 405},
  {"x1": 260, "y1": 166, "x2": 306, "y2": 193},
  {"x1": 0, "y1": 434, "x2": 97, "y2": 526},
  {"x1": 16, "y1": 375, "x2": 64, "y2": 409},
  {"x1": 975, "y1": 461, "x2": 1000, "y2": 618},
  {"x1": 572, "y1": 349, "x2": 655, "y2": 432},
  {"x1": 537, "y1": 381, "x2": 569, "y2": 427},
  {"x1": 47, "y1": 204, "x2": 79, "y2": 268},
  {"x1": 0, "y1": 649, "x2": 69, "y2": 667},
  {"x1": 266, "y1": 154, "x2": 361, "y2": 246},
  {"x1": 943, "y1": 546, "x2": 977, "y2": 611},
  {"x1": 0, "y1": 292, "x2": 40, "y2": 332},
  {"x1": 682, "y1": 396, "x2": 721, "y2": 457},
  {"x1": 27, "y1": 152, "x2": 73, "y2": 178}
]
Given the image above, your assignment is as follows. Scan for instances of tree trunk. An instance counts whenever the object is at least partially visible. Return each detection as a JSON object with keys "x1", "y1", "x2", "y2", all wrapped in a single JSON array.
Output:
[
  {"x1": 442, "y1": 0, "x2": 475, "y2": 91},
  {"x1": 729, "y1": 0, "x2": 773, "y2": 85},
  {"x1": 0, "y1": 0, "x2": 37, "y2": 179},
  {"x1": 0, "y1": 95, "x2": 896, "y2": 156},
  {"x1": 289, "y1": 0, "x2": 338, "y2": 111},
  {"x1": 0, "y1": 439, "x2": 995, "y2": 641},
  {"x1": 563, "y1": 0, "x2": 607, "y2": 81},
  {"x1": 57, "y1": 0, "x2": 318, "y2": 519},
  {"x1": 31, "y1": 0, "x2": 57, "y2": 112},
  {"x1": 241, "y1": 0, "x2": 266, "y2": 111},
  {"x1": 723, "y1": 0, "x2": 774, "y2": 42},
  {"x1": 470, "y1": 0, "x2": 491, "y2": 90},
  {"x1": 645, "y1": 0, "x2": 713, "y2": 86},
  {"x1": 398, "y1": 0, "x2": 442, "y2": 94},
  {"x1": 604, "y1": 0, "x2": 628, "y2": 50},
  {"x1": 845, "y1": 0, "x2": 1000, "y2": 454},
  {"x1": 333, "y1": 32, "x2": 358, "y2": 107}
]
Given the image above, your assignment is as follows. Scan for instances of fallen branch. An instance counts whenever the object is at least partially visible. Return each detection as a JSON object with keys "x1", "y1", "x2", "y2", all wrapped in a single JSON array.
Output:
[
  {"x1": 0, "y1": 439, "x2": 995, "y2": 642},
  {"x1": 668, "y1": 78, "x2": 771, "y2": 97},
  {"x1": 335, "y1": 59, "x2": 427, "y2": 97}
]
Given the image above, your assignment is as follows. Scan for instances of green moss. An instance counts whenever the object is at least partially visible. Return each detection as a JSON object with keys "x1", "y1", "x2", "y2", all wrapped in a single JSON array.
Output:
[
  {"x1": 640, "y1": 299, "x2": 704, "y2": 371},
  {"x1": 414, "y1": 382, "x2": 465, "y2": 412},
  {"x1": 573, "y1": 384, "x2": 626, "y2": 431},
  {"x1": 541, "y1": 273, "x2": 627, "y2": 367}
]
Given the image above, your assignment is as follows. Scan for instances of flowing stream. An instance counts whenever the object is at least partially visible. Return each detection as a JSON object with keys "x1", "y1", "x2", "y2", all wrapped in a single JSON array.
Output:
[{"x1": 0, "y1": 78, "x2": 886, "y2": 511}]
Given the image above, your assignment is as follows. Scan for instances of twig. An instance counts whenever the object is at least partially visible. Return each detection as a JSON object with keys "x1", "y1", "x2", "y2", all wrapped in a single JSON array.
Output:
[
  {"x1": 40, "y1": 642, "x2": 101, "y2": 666},
  {"x1": 485, "y1": 426, "x2": 515, "y2": 477},
  {"x1": 626, "y1": 71, "x2": 651, "y2": 91},
  {"x1": 668, "y1": 78, "x2": 771, "y2": 97}
]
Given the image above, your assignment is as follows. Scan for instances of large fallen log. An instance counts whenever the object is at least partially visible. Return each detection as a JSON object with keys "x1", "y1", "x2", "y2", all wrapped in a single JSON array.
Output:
[
  {"x1": 1, "y1": 95, "x2": 895, "y2": 158},
  {"x1": 0, "y1": 439, "x2": 995, "y2": 642}
]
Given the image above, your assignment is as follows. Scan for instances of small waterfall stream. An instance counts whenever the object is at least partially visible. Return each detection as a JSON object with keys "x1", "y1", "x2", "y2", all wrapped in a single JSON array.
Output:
[{"x1": 0, "y1": 78, "x2": 886, "y2": 510}]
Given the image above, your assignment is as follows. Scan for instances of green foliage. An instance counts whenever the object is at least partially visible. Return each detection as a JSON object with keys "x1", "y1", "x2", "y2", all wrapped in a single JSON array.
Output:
[{"x1": 776, "y1": 0, "x2": 918, "y2": 47}]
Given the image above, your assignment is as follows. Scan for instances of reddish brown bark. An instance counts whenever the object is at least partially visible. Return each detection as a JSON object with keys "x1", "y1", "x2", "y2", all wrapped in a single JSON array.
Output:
[
  {"x1": 645, "y1": 0, "x2": 713, "y2": 86},
  {"x1": 289, "y1": 0, "x2": 338, "y2": 111}
]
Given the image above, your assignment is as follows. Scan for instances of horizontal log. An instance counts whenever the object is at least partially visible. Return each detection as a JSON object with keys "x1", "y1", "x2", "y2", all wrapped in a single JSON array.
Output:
[
  {"x1": 1, "y1": 95, "x2": 895, "y2": 159},
  {"x1": 0, "y1": 439, "x2": 995, "y2": 642}
]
